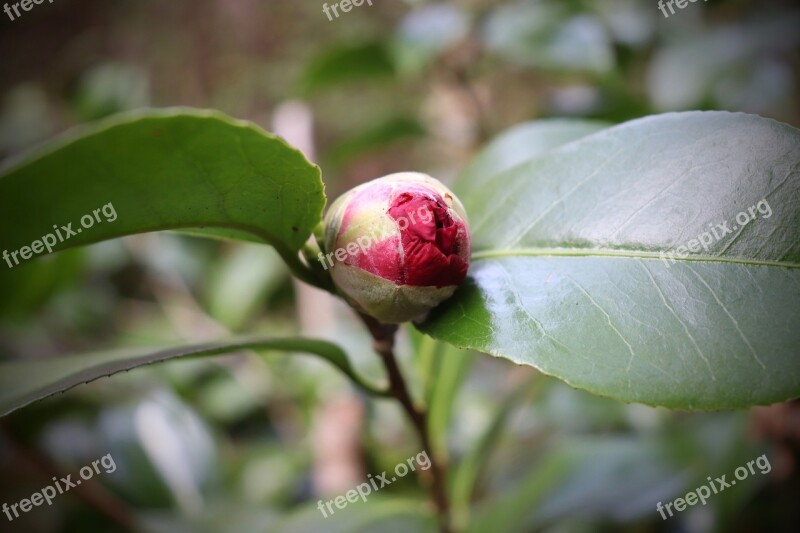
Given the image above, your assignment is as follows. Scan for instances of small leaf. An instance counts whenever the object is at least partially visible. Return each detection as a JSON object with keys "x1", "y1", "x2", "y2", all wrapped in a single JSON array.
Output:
[
  {"x1": 421, "y1": 111, "x2": 800, "y2": 409},
  {"x1": 0, "y1": 337, "x2": 388, "y2": 417},
  {"x1": 327, "y1": 116, "x2": 426, "y2": 169},
  {"x1": 300, "y1": 41, "x2": 395, "y2": 94}
]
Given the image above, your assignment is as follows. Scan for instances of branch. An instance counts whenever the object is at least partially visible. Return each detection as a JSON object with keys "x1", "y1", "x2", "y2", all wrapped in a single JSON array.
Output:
[
  {"x1": 359, "y1": 313, "x2": 453, "y2": 533},
  {"x1": 0, "y1": 424, "x2": 135, "y2": 530}
]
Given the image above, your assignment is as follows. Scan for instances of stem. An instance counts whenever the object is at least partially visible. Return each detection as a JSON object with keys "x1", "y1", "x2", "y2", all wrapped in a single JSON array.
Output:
[
  {"x1": 359, "y1": 314, "x2": 453, "y2": 533},
  {"x1": 0, "y1": 425, "x2": 135, "y2": 530},
  {"x1": 277, "y1": 246, "x2": 334, "y2": 293}
]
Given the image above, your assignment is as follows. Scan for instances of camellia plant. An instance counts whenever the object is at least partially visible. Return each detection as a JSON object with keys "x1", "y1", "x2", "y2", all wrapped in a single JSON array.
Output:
[{"x1": 0, "y1": 108, "x2": 798, "y2": 532}]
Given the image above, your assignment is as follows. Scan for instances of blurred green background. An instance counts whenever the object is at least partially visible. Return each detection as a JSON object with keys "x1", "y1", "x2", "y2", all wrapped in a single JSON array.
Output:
[{"x1": 0, "y1": 1, "x2": 798, "y2": 531}]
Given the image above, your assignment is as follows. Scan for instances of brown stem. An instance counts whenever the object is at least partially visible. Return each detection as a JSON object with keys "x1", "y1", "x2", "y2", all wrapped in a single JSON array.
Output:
[
  {"x1": 0, "y1": 424, "x2": 135, "y2": 530},
  {"x1": 359, "y1": 314, "x2": 453, "y2": 533}
]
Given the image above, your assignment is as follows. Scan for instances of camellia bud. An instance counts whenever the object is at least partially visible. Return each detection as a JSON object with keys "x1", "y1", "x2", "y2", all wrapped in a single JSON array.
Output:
[{"x1": 320, "y1": 172, "x2": 471, "y2": 324}]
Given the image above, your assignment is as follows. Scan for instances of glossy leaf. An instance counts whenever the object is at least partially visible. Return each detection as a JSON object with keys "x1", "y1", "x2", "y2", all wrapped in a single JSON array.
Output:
[
  {"x1": 0, "y1": 109, "x2": 325, "y2": 285},
  {"x1": 0, "y1": 337, "x2": 388, "y2": 417},
  {"x1": 420, "y1": 111, "x2": 800, "y2": 409}
]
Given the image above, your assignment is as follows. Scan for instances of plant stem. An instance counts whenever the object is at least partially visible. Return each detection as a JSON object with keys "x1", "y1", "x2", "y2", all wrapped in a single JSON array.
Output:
[
  {"x1": 277, "y1": 246, "x2": 335, "y2": 293},
  {"x1": 0, "y1": 424, "x2": 135, "y2": 530},
  {"x1": 359, "y1": 314, "x2": 453, "y2": 533}
]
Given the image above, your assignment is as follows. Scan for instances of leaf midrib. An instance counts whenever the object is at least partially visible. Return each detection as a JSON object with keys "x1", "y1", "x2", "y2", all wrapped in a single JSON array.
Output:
[{"x1": 471, "y1": 248, "x2": 800, "y2": 269}]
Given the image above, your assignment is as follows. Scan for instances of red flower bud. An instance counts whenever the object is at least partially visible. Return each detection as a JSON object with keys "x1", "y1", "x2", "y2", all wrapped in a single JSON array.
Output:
[{"x1": 321, "y1": 172, "x2": 470, "y2": 323}]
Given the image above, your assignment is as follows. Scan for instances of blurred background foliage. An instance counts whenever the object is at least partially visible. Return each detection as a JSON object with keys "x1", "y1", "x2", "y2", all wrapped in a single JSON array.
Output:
[{"x1": 0, "y1": 0, "x2": 798, "y2": 531}]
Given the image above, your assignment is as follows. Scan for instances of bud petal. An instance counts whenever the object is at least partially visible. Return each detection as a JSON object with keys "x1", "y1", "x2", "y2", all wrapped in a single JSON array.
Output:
[{"x1": 323, "y1": 172, "x2": 471, "y2": 323}]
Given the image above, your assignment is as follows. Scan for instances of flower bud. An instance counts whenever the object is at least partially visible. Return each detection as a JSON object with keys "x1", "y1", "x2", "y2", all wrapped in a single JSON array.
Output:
[{"x1": 321, "y1": 172, "x2": 470, "y2": 323}]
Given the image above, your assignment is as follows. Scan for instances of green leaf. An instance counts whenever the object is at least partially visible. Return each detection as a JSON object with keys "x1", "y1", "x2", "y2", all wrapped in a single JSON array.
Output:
[
  {"x1": 469, "y1": 436, "x2": 683, "y2": 531},
  {"x1": 0, "y1": 337, "x2": 388, "y2": 417},
  {"x1": 466, "y1": 443, "x2": 573, "y2": 533},
  {"x1": 101, "y1": 392, "x2": 219, "y2": 510},
  {"x1": 392, "y1": 4, "x2": 470, "y2": 73},
  {"x1": 457, "y1": 119, "x2": 611, "y2": 195},
  {"x1": 451, "y1": 380, "x2": 542, "y2": 530},
  {"x1": 426, "y1": 344, "x2": 475, "y2": 456},
  {"x1": 0, "y1": 248, "x2": 85, "y2": 318},
  {"x1": 206, "y1": 244, "x2": 289, "y2": 330},
  {"x1": 274, "y1": 497, "x2": 436, "y2": 533},
  {"x1": 420, "y1": 111, "x2": 800, "y2": 409},
  {"x1": 483, "y1": 3, "x2": 614, "y2": 74},
  {"x1": 412, "y1": 328, "x2": 476, "y2": 458},
  {"x1": 300, "y1": 41, "x2": 396, "y2": 94},
  {"x1": 0, "y1": 108, "x2": 326, "y2": 286},
  {"x1": 327, "y1": 117, "x2": 426, "y2": 169}
]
